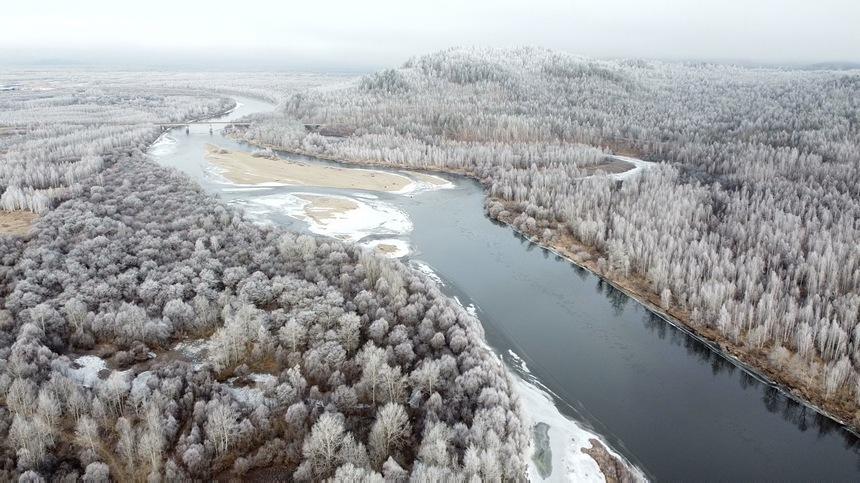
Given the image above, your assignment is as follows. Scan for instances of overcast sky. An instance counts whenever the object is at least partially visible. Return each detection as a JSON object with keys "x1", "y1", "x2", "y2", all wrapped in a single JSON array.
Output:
[{"x1": 1, "y1": 0, "x2": 858, "y2": 70}]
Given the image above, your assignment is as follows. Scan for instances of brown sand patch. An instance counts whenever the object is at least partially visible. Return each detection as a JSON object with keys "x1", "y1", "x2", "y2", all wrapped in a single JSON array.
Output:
[
  {"x1": 373, "y1": 243, "x2": 399, "y2": 254},
  {"x1": 581, "y1": 438, "x2": 639, "y2": 483},
  {"x1": 205, "y1": 144, "x2": 412, "y2": 192},
  {"x1": 293, "y1": 194, "x2": 359, "y2": 223},
  {"x1": 0, "y1": 210, "x2": 37, "y2": 236}
]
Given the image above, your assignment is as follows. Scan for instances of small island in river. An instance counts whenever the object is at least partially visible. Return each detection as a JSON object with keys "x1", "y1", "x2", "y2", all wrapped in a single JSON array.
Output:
[{"x1": 205, "y1": 144, "x2": 414, "y2": 192}]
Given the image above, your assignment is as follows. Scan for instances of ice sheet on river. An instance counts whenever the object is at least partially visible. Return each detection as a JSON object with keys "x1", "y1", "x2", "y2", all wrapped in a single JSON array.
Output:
[
  {"x1": 509, "y1": 350, "x2": 646, "y2": 482},
  {"x1": 149, "y1": 134, "x2": 177, "y2": 157},
  {"x1": 242, "y1": 192, "x2": 413, "y2": 243},
  {"x1": 360, "y1": 238, "x2": 410, "y2": 258},
  {"x1": 409, "y1": 260, "x2": 445, "y2": 286}
]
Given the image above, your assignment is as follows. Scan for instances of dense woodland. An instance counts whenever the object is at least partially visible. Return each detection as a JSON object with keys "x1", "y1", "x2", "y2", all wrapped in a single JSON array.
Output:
[
  {"x1": 234, "y1": 47, "x2": 860, "y2": 424},
  {"x1": 0, "y1": 71, "x2": 344, "y2": 213},
  {"x1": 0, "y1": 74, "x2": 526, "y2": 480},
  {"x1": 0, "y1": 77, "x2": 232, "y2": 212}
]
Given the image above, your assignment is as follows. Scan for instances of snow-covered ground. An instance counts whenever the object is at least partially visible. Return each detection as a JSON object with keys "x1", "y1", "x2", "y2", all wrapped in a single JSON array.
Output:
[
  {"x1": 67, "y1": 355, "x2": 109, "y2": 388},
  {"x1": 509, "y1": 350, "x2": 646, "y2": 482},
  {"x1": 173, "y1": 338, "x2": 209, "y2": 358},
  {"x1": 453, "y1": 296, "x2": 480, "y2": 319},
  {"x1": 249, "y1": 373, "x2": 277, "y2": 386},
  {"x1": 608, "y1": 155, "x2": 655, "y2": 180},
  {"x1": 66, "y1": 355, "x2": 132, "y2": 388},
  {"x1": 394, "y1": 171, "x2": 456, "y2": 194},
  {"x1": 131, "y1": 371, "x2": 153, "y2": 394},
  {"x1": 245, "y1": 192, "x2": 413, "y2": 243},
  {"x1": 413, "y1": 172, "x2": 456, "y2": 190},
  {"x1": 516, "y1": 377, "x2": 606, "y2": 482},
  {"x1": 173, "y1": 338, "x2": 210, "y2": 370},
  {"x1": 409, "y1": 260, "x2": 445, "y2": 286},
  {"x1": 225, "y1": 384, "x2": 267, "y2": 406},
  {"x1": 225, "y1": 373, "x2": 277, "y2": 406},
  {"x1": 149, "y1": 134, "x2": 177, "y2": 156},
  {"x1": 360, "y1": 238, "x2": 411, "y2": 258}
]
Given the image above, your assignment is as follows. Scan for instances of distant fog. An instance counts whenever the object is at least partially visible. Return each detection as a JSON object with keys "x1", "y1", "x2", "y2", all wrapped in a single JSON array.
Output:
[{"x1": 2, "y1": 0, "x2": 859, "y2": 69}]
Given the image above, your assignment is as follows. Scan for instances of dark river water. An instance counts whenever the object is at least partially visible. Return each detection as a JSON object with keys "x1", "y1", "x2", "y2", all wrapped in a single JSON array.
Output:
[{"x1": 152, "y1": 97, "x2": 860, "y2": 481}]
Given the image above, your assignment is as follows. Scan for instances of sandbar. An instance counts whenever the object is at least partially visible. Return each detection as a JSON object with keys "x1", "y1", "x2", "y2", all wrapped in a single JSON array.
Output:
[
  {"x1": 205, "y1": 144, "x2": 413, "y2": 192},
  {"x1": 0, "y1": 210, "x2": 37, "y2": 236}
]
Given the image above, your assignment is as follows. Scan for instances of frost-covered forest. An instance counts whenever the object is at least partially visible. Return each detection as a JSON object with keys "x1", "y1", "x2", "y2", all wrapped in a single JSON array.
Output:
[
  {"x1": 0, "y1": 90, "x2": 229, "y2": 212},
  {"x1": 0, "y1": 71, "x2": 343, "y2": 213},
  {"x1": 0, "y1": 73, "x2": 527, "y2": 480},
  {"x1": 233, "y1": 47, "x2": 860, "y2": 425}
]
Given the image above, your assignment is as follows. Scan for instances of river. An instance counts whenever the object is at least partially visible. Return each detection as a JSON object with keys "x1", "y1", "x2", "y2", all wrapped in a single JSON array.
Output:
[{"x1": 151, "y1": 96, "x2": 860, "y2": 481}]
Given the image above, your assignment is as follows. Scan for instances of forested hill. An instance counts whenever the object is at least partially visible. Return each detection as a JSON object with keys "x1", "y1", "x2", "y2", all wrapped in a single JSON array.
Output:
[{"x1": 235, "y1": 47, "x2": 860, "y2": 428}]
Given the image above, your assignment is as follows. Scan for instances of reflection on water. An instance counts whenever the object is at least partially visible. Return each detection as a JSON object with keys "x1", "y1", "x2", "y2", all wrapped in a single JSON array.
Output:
[
  {"x1": 596, "y1": 280, "x2": 629, "y2": 317},
  {"x1": 639, "y1": 307, "x2": 859, "y2": 453},
  {"x1": 427, "y1": 184, "x2": 860, "y2": 480}
]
